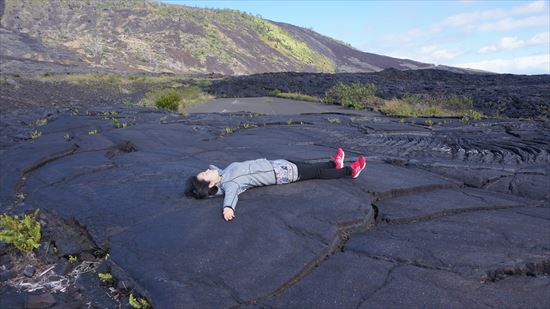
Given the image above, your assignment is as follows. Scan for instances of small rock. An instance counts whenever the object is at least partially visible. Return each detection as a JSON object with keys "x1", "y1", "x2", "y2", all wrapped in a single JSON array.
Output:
[
  {"x1": 23, "y1": 265, "x2": 36, "y2": 277},
  {"x1": 80, "y1": 252, "x2": 95, "y2": 261},
  {"x1": 0, "y1": 270, "x2": 17, "y2": 281},
  {"x1": 53, "y1": 259, "x2": 72, "y2": 275},
  {"x1": 25, "y1": 293, "x2": 56, "y2": 309},
  {"x1": 116, "y1": 280, "x2": 133, "y2": 293}
]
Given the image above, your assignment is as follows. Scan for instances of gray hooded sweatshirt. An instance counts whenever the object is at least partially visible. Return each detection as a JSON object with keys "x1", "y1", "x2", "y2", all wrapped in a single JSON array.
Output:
[{"x1": 209, "y1": 158, "x2": 298, "y2": 211}]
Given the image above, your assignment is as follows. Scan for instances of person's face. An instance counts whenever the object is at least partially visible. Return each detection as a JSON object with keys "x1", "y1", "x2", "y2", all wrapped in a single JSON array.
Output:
[{"x1": 197, "y1": 169, "x2": 219, "y2": 188}]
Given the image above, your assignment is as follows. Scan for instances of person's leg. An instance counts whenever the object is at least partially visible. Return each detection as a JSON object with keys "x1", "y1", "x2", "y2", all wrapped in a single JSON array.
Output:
[{"x1": 290, "y1": 160, "x2": 352, "y2": 180}]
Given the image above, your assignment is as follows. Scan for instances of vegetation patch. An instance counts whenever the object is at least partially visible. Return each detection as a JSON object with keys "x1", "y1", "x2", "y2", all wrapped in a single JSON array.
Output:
[
  {"x1": 129, "y1": 292, "x2": 151, "y2": 309},
  {"x1": 30, "y1": 130, "x2": 42, "y2": 139},
  {"x1": 381, "y1": 94, "x2": 483, "y2": 118},
  {"x1": 35, "y1": 118, "x2": 48, "y2": 126},
  {"x1": 141, "y1": 86, "x2": 214, "y2": 112},
  {"x1": 0, "y1": 209, "x2": 41, "y2": 253},
  {"x1": 271, "y1": 89, "x2": 322, "y2": 102},
  {"x1": 245, "y1": 15, "x2": 335, "y2": 72},
  {"x1": 324, "y1": 82, "x2": 378, "y2": 110},
  {"x1": 98, "y1": 272, "x2": 113, "y2": 283}
]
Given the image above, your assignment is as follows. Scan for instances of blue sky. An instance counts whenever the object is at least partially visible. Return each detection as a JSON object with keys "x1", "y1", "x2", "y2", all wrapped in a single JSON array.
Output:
[{"x1": 161, "y1": 0, "x2": 550, "y2": 74}]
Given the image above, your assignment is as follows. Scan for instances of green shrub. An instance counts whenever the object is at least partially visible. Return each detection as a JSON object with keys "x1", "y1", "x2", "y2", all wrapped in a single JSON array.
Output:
[
  {"x1": 155, "y1": 92, "x2": 181, "y2": 111},
  {"x1": 0, "y1": 210, "x2": 41, "y2": 253},
  {"x1": 141, "y1": 87, "x2": 214, "y2": 111},
  {"x1": 129, "y1": 293, "x2": 150, "y2": 309},
  {"x1": 98, "y1": 272, "x2": 113, "y2": 282},
  {"x1": 68, "y1": 255, "x2": 78, "y2": 264},
  {"x1": 324, "y1": 82, "x2": 377, "y2": 109}
]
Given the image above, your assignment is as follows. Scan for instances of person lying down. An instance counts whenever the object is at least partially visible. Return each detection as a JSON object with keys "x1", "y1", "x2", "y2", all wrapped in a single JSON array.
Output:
[{"x1": 185, "y1": 148, "x2": 366, "y2": 222}]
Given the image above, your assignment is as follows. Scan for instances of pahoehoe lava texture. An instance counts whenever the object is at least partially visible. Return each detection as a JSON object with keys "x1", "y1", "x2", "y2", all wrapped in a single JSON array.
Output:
[{"x1": 1, "y1": 103, "x2": 549, "y2": 308}]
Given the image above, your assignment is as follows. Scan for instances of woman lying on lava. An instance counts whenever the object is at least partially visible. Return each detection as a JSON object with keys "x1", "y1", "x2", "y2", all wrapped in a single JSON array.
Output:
[{"x1": 185, "y1": 148, "x2": 366, "y2": 221}]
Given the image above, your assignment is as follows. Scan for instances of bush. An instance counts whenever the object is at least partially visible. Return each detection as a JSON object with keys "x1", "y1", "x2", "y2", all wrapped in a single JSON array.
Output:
[
  {"x1": 324, "y1": 82, "x2": 377, "y2": 109},
  {"x1": 381, "y1": 94, "x2": 482, "y2": 117},
  {"x1": 155, "y1": 92, "x2": 181, "y2": 111},
  {"x1": 141, "y1": 86, "x2": 214, "y2": 111},
  {"x1": 0, "y1": 209, "x2": 41, "y2": 253}
]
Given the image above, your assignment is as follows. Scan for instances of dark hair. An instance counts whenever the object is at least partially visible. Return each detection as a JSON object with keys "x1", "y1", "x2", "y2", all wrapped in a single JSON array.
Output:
[{"x1": 185, "y1": 176, "x2": 218, "y2": 199}]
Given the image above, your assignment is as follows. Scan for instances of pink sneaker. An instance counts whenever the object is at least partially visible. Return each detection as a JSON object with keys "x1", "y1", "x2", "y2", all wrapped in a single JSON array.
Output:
[
  {"x1": 330, "y1": 147, "x2": 345, "y2": 169},
  {"x1": 350, "y1": 156, "x2": 366, "y2": 178}
]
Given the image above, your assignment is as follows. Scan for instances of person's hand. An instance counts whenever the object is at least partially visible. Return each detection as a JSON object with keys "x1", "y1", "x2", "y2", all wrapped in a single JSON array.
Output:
[{"x1": 223, "y1": 207, "x2": 235, "y2": 221}]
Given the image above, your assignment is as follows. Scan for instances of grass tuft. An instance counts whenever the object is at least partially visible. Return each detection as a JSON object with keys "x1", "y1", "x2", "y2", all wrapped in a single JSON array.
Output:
[
  {"x1": 270, "y1": 89, "x2": 321, "y2": 102},
  {"x1": 381, "y1": 94, "x2": 483, "y2": 118}
]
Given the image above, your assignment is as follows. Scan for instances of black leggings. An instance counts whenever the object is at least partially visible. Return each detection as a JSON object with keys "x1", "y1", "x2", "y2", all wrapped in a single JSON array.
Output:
[{"x1": 289, "y1": 160, "x2": 352, "y2": 181}]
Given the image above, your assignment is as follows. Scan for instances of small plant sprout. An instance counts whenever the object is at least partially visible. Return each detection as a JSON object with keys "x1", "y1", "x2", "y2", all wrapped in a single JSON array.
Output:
[
  {"x1": 0, "y1": 209, "x2": 41, "y2": 253},
  {"x1": 225, "y1": 127, "x2": 233, "y2": 134},
  {"x1": 327, "y1": 117, "x2": 341, "y2": 124},
  {"x1": 462, "y1": 115, "x2": 470, "y2": 124},
  {"x1": 68, "y1": 255, "x2": 78, "y2": 264},
  {"x1": 35, "y1": 118, "x2": 48, "y2": 126},
  {"x1": 98, "y1": 272, "x2": 113, "y2": 283},
  {"x1": 129, "y1": 293, "x2": 150, "y2": 309},
  {"x1": 30, "y1": 130, "x2": 42, "y2": 139},
  {"x1": 287, "y1": 118, "x2": 293, "y2": 125},
  {"x1": 399, "y1": 118, "x2": 405, "y2": 124},
  {"x1": 425, "y1": 119, "x2": 434, "y2": 126},
  {"x1": 242, "y1": 122, "x2": 251, "y2": 129},
  {"x1": 88, "y1": 129, "x2": 98, "y2": 135},
  {"x1": 111, "y1": 117, "x2": 127, "y2": 128}
]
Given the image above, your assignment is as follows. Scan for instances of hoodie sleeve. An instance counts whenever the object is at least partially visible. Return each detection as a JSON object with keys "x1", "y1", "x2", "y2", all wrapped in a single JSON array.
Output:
[
  {"x1": 221, "y1": 181, "x2": 240, "y2": 211},
  {"x1": 209, "y1": 164, "x2": 223, "y2": 174}
]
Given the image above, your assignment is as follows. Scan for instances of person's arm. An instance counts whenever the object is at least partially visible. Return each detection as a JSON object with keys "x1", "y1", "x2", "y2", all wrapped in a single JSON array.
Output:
[
  {"x1": 209, "y1": 164, "x2": 223, "y2": 174},
  {"x1": 221, "y1": 182, "x2": 239, "y2": 221}
]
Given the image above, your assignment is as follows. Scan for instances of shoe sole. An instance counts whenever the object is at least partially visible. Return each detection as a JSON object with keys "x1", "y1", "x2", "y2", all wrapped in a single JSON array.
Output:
[{"x1": 352, "y1": 168, "x2": 364, "y2": 178}]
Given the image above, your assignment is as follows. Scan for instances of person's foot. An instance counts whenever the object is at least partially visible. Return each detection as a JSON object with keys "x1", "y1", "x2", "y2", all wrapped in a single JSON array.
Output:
[
  {"x1": 350, "y1": 156, "x2": 366, "y2": 178},
  {"x1": 330, "y1": 147, "x2": 345, "y2": 169}
]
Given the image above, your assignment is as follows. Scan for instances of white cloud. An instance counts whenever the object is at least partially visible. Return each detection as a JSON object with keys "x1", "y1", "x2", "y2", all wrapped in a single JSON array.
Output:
[
  {"x1": 456, "y1": 54, "x2": 550, "y2": 74},
  {"x1": 478, "y1": 15, "x2": 549, "y2": 32},
  {"x1": 442, "y1": 0, "x2": 546, "y2": 28},
  {"x1": 421, "y1": 46, "x2": 464, "y2": 60},
  {"x1": 382, "y1": 45, "x2": 464, "y2": 64},
  {"x1": 531, "y1": 31, "x2": 550, "y2": 44},
  {"x1": 383, "y1": 28, "x2": 425, "y2": 44},
  {"x1": 478, "y1": 32, "x2": 550, "y2": 53}
]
